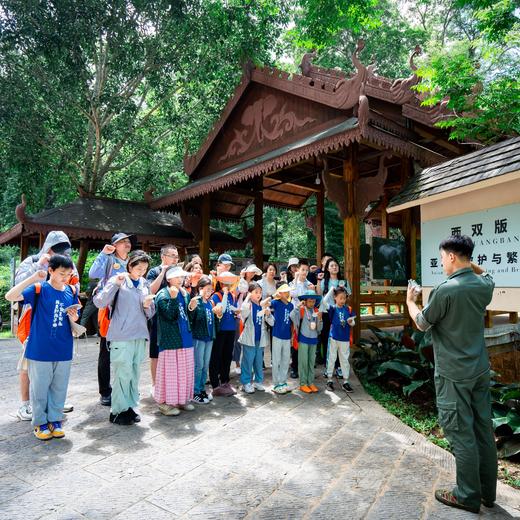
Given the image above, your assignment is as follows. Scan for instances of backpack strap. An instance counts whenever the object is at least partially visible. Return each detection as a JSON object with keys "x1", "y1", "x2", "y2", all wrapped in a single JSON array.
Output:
[
  {"x1": 30, "y1": 283, "x2": 42, "y2": 325},
  {"x1": 108, "y1": 288, "x2": 120, "y2": 320}
]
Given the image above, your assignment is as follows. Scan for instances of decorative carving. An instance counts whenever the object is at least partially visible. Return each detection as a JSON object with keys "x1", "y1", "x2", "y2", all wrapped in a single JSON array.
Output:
[
  {"x1": 219, "y1": 94, "x2": 316, "y2": 163},
  {"x1": 322, "y1": 157, "x2": 349, "y2": 219},
  {"x1": 16, "y1": 194, "x2": 27, "y2": 224},
  {"x1": 180, "y1": 204, "x2": 201, "y2": 242},
  {"x1": 390, "y1": 46, "x2": 422, "y2": 104},
  {"x1": 144, "y1": 187, "x2": 155, "y2": 205},
  {"x1": 355, "y1": 153, "x2": 392, "y2": 218},
  {"x1": 299, "y1": 50, "x2": 317, "y2": 77},
  {"x1": 242, "y1": 222, "x2": 255, "y2": 245}
]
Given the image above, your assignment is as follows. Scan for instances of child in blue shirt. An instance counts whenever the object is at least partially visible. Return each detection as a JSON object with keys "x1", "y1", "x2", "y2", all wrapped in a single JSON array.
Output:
[
  {"x1": 270, "y1": 284, "x2": 294, "y2": 394},
  {"x1": 322, "y1": 285, "x2": 356, "y2": 393},
  {"x1": 6, "y1": 255, "x2": 80, "y2": 440}
]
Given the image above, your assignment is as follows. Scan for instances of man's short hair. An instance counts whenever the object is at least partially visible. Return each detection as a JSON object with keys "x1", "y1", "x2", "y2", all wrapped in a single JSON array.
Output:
[
  {"x1": 161, "y1": 244, "x2": 177, "y2": 256},
  {"x1": 49, "y1": 254, "x2": 74, "y2": 270},
  {"x1": 439, "y1": 235, "x2": 474, "y2": 260},
  {"x1": 298, "y1": 260, "x2": 309, "y2": 268}
]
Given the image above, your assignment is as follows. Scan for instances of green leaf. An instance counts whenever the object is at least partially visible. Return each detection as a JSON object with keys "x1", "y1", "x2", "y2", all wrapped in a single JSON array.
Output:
[
  {"x1": 377, "y1": 360, "x2": 417, "y2": 379},
  {"x1": 403, "y1": 380, "x2": 427, "y2": 397},
  {"x1": 498, "y1": 435, "x2": 520, "y2": 459}
]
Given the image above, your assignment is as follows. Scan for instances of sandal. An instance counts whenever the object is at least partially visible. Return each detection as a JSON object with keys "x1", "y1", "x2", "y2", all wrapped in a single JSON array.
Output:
[{"x1": 434, "y1": 489, "x2": 479, "y2": 514}]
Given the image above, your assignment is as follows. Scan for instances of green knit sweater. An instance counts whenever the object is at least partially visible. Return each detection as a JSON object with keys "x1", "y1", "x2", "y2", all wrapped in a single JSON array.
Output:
[
  {"x1": 155, "y1": 287, "x2": 192, "y2": 351},
  {"x1": 188, "y1": 298, "x2": 216, "y2": 341}
]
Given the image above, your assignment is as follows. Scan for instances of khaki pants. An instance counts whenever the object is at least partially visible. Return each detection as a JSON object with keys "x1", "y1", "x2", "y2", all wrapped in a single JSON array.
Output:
[
  {"x1": 326, "y1": 339, "x2": 350, "y2": 381},
  {"x1": 435, "y1": 371, "x2": 497, "y2": 509}
]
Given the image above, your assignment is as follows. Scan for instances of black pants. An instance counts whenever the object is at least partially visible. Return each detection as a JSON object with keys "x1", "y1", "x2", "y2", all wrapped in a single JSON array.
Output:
[
  {"x1": 79, "y1": 296, "x2": 99, "y2": 335},
  {"x1": 290, "y1": 346, "x2": 298, "y2": 374},
  {"x1": 98, "y1": 337, "x2": 111, "y2": 397},
  {"x1": 209, "y1": 330, "x2": 235, "y2": 388}
]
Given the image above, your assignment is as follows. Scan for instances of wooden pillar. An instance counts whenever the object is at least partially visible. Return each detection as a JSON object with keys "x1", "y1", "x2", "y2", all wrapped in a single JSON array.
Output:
[
  {"x1": 343, "y1": 144, "x2": 361, "y2": 344},
  {"x1": 254, "y1": 186, "x2": 264, "y2": 267},
  {"x1": 141, "y1": 241, "x2": 150, "y2": 253},
  {"x1": 38, "y1": 233, "x2": 45, "y2": 249},
  {"x1": 76, "y1": 240, "x2": 89, "y2": 279},
  {"x1": 199, "y1": 195, "x2": 210, "y2": 269},
  {"x1": 380, "y1": 196, "x2": 391, "y2": 314},
  {"x1": 316, "y1": 186, "x2": 325, "y2": 263},
  {"x1": 20, "y1": 234, "x2": 29, "y2": 260}
]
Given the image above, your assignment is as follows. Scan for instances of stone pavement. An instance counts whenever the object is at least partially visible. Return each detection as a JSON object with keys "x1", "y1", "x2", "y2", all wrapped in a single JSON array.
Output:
[{"x1": 0, "y1": 337, "x2": 519, "y2": 520}]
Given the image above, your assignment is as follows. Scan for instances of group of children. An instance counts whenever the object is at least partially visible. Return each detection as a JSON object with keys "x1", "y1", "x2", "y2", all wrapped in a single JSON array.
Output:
[{"x1": 6, "y1": 232, "x2": 356, "y2": 439}]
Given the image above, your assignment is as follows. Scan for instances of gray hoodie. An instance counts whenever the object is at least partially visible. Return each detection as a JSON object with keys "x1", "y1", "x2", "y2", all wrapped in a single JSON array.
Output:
[
  {"x1": 238, "y1": 299, "x2": 274, "y2": 348},
  {"x1": 15, "y1": 231, "x2": 79, "y2": 288},
  {"x1": 93, "y1": 275, "x2": 155, "y2": 342},
  {"x1": 290, "y1": 303, "x2": 323, "y2": 344}
]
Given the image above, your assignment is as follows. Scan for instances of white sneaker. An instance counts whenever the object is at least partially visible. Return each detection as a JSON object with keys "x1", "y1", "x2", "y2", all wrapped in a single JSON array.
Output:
[
  {"x1": 235, "y1": 367, "x2": 241, "y2": 375},
  {"x1": 181, "y1": 403, "x2": 195, "y2": 411},
  {"x1": 63, "y1": 402, "x2": 74, "y2": 413},
  {"x1": 17, "y1": 403, "x2": 32, "y2": 421},
  {"x1": 253, "y1": 382, "x2": 265, "y2": 392},
  {"x1": 204, "y1": 391, "x2": 213, "y2": 402},
  {"x1": 242, "y1": 383, "x2": 255, "y2": 394},
  {"x1": 150, "y1": 385, "x2": 155, "y2": 398}
]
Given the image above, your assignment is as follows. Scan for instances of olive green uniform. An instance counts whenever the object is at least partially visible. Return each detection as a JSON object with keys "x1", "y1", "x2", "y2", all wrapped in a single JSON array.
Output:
[{"x1": 416, "y1": 267, "x2": 496, "y2": 510}]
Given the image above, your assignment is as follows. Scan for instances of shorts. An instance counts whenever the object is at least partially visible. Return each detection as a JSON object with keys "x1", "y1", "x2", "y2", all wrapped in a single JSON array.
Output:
[{"x1": 17, "y1": 342, "x2": 28, "y2": 371}]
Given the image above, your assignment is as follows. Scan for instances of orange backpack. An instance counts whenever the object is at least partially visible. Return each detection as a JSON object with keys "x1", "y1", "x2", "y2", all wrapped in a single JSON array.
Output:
[
  {"x1": 17, "y1": 283, "x2": 41, "y2": 344},
  {"x1": 98, "y1": 289, "x2": 121, "y2": 338},
  {"x1": 291, "y1": 305, "x2": 319, "y2": 350}
]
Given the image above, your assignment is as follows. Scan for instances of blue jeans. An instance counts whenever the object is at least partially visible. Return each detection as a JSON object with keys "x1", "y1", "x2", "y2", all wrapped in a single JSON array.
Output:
[
  {"x1": 240, "y1": 343, "x2": 264, "y2": 385},
  {"x1": 28, "y1": 359, "x2": 72, "y2": 427},
  {"x1": 194, "y1": 339, "x2": 213, "y2": 394}
]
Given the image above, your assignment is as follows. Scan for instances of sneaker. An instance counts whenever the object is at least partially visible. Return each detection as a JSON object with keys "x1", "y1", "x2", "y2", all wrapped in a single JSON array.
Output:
[
  {"x1": 434, "y1": 489, "x2": 480, "y2": 514},
  {"x1": 342, "y1": 382, "x2": 354, "y2": 393},
  {"x1": 290, "y1": 369, "x2": 298, "y2": 379},
  {"x1": 158, "y1": 404, "x2": 180, "y2": 416},
  {"x1": 34, "y1": 423, "x2": 53, "y2": 441},
  {"x1": 282, "y1": 383, "x2": 292, "y2": 393},
  {"x1": 17, "y1": 403, "x2": 32, "y2": 421},
  {"x1": 242, "y1": 383, "x2": 255, "y2": 394},
  {"x1": 234, "y1": 367, "x2": 241, "y2": 375},
  {"x1": 128, "y1": 408, "x2": 141, "y2": 422},
  {"x1": 63, "y1": 403, "x2": 74, "y2": 413},
  {"x1": 253, "y1": 382, "x2": 265, "y2": 392},
  {"x1": 326, "y1": 380, "x2": 334, "y2": 391},
  {"x1": 299, "y1": 385, "x2": 312, "y2": 393},
  {"x1": 211, "y1": 386, "x2": 227, "y2": 397},
  {"x1": 273, "y1": 385, "x2": 285, "y2": 394},
  {"x1": 203, "y1": 390, "x2": 213, "y2": 402},
  {"x1": 150, "y1": 385, "x2": 155, "y2": 398},
  {"x1": 99, "y1": 395, "x2": 111, "y2": 406},
  {"x1": 193, "y1": 393, "x2": 209, "y2": 404},
  {"x1": 322, "y1": 371, "x2": 328, "y2": 378},
  {"x1": 48, "y1": 421, "x2": 65, "y2": 438},
  {"x1": 222, "y1": 383, "x2": 237, "y2": 396},
  {"x1": 180, "y1": 403, "x2": 195, "y2": 411},
  {"x1": 109, "y1": 411, "x2": 134, "y2": 425},
  {"x1": 309, "y1": 384, "x2": 319, "y2": 393},
  {"x1": 335, "y1": 367, "x2": 343, "y2": 379}
]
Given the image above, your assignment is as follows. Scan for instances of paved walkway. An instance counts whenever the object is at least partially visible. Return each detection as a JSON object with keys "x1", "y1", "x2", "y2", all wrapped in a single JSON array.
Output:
[{"x1": 0, "y1": 337, "x2": 519, "y2": 519}]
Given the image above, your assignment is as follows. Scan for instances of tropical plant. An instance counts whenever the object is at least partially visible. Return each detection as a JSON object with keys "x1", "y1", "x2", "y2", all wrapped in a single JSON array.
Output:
[{"x1": 490, "y1": 376, "x2": 520, "y2": 458}]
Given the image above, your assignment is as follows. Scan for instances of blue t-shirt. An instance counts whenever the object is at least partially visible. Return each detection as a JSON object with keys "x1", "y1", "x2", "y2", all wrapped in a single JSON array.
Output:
[
  {"x1": 211, "y1": 292, "x2": 237, "y2": 332},
  {"x1": 271, "y1": 299, "x2": 294, "y2": 340},
  {"x1": 22, "y1": 282, "x2": 79, "y2": 362},
  {"x1": 176, "y1": 294, "x2": 193, "y2": 348},
  {"x1": 200, "y1": 300, "x2": 214, "y2": 341},
  {"x1": 252, "y1": 302, "x2": 262, "y2": 343},
  {"x1": 329, "y1": 305, "x2": 355, "y2": 342}
]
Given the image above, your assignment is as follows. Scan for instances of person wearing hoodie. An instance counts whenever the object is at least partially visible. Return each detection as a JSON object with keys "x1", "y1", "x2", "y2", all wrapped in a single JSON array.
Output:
[
  {"x1": 89, "y1": 232, "x2": 134, "y2": 407},
  {"x1": 238, "y1": 282, "x2": 274, "y2": 394},
  {"x1": 14, "y1": 230, "x2": 79, "y2": 422},
  {"x1": 93, "y1": 250, "x2": 154, "y2": 425}
]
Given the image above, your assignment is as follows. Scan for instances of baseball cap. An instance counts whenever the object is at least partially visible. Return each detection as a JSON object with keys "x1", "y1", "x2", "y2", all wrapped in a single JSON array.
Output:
[
  {"x1": 111, "y1": 233, "x2": 134, "y2": 245},
  {"x1": 218, "y1": 253, "x2": 234, "y2": 265},
  {"x1": 287, "y1": 257, "x2": 299, "y2": 268}
]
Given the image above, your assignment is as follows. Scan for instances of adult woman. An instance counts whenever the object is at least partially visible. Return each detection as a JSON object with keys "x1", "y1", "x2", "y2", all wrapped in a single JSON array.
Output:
[
  {"x1": 260, "y1": 263, "x2": 278, "y2": 299},
  {"x1": 94, "y1": 250, "x2": 155, "y2": 425},
  {"x1": 317, "y1": 258, "x2": 351, "y2": 375},
  {"x1": 185, "y1": 260, "x2": 204, "y2": 298},
  {"x1": 155, "y1": 266, "x2": 195, "y2": 416}
]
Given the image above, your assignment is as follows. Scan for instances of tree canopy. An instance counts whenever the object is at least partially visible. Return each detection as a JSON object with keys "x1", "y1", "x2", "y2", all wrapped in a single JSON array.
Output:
[{"x1": 0, "y1": 0, "x2": 518, "y2": 261}]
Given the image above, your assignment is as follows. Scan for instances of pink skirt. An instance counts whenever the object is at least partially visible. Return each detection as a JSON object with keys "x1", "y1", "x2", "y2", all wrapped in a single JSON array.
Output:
[{"x1": 154, "y1": 348, "x2": 194, "y2": 406}]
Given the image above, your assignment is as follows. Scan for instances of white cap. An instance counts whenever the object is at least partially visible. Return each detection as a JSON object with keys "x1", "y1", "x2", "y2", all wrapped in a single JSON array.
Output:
[
  {"x1": 287, "y1": 257, "x2": 299, "y2": 268},
  {"x1": 242, "y1": 264, "x2": 262, "y2": 276},
  {"x1": 166, "y1": 266, "x2": 190, "y2": 280}
]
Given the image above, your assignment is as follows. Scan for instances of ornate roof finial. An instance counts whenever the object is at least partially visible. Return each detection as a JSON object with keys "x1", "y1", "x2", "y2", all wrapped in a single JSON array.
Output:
[
  {"x1": 15, "y1": 194, "x2": 27, "y2": 223},
  {"x1": 409, "y1": 45, "x2": 422, "y2": 71},
  {"x1": 300, "y1": 49, "x2": 317, "y2": 77},
  {"x1": 390, "y1": 45, "x2": 422, "y2": 104},
  {"x1": 144, "y1": 187, "x2": 155, "y2": 205}
]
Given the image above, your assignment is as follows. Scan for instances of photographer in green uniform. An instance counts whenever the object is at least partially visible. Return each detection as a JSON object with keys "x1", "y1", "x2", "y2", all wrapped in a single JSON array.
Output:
[{"x1": 407, "y1": 235, "x2": 497, "y2": 514}]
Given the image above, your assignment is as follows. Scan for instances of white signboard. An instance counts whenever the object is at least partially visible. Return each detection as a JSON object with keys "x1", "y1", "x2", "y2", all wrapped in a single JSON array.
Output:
[{"x1": 422, "y1": 203, "x2": 520, "y2": 287}]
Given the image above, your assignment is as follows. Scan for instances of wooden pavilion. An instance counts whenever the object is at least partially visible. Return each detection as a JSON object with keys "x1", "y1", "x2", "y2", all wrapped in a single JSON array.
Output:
[
  {"x1": 0, "y1": 194, "x2": 245, "y2": 277},
  {"x1": 150, "y1": 41, "x2": 470, "y2": 342}
]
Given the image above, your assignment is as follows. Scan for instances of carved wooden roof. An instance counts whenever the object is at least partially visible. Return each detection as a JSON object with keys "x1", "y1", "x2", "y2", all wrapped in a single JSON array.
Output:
[{"x1": 388, "y1": 137, "x2": 520, "y2": 212}]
